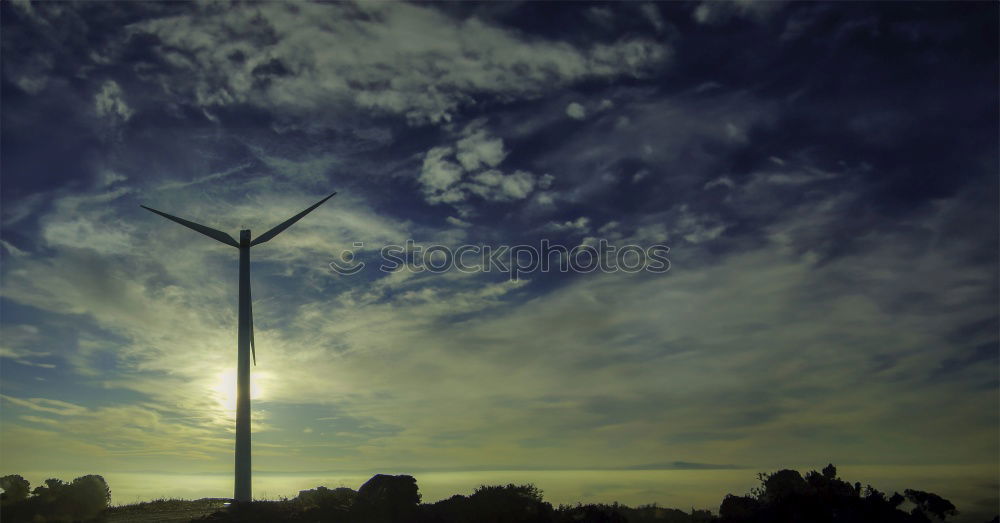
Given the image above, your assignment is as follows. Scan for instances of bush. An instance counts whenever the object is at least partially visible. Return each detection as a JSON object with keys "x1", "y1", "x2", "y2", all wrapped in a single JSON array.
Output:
[{"x1": 296, "y1": 485, "x2": 357, "y2": 510}]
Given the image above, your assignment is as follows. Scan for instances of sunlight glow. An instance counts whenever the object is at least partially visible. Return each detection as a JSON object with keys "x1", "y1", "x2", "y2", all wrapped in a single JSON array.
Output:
[{"x1": 212, "y1": 368, "x2": 263, "y2": 414}]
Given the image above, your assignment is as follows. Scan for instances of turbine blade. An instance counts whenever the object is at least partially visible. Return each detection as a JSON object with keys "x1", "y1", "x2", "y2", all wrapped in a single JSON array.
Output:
[
  {"x1": 249, "y1": 281, "x2": 256, "y2": 366},
  {"x1": 140, "y1": 205, "x2": 240, "y2": 248},
  {"x1": 250, "y1": 192, "x2": 337, "y2": 246}
]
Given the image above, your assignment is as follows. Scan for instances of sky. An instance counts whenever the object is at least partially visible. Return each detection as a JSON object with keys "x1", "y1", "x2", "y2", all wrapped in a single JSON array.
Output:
[{"x1": 1, "y1": 1, "x2": 998, "y2": 519}]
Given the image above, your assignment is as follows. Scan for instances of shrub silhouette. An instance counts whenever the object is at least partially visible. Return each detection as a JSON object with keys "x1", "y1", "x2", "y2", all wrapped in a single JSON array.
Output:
[
  {"x1": 420, "y1": 483, "x2": 553, "y2": 523},
  {"x1": 297, "y1": 485, "x2": 357, "y2": 511}
]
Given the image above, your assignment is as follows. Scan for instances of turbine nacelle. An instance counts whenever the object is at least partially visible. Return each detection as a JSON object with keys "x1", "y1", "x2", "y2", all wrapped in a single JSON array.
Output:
[{"x1": 240, "y1": 229, "x2": 252, "y2": 248}]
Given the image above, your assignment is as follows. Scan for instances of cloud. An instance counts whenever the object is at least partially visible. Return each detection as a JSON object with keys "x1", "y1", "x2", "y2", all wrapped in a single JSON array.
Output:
[
  {"x1": 639, "y1": 4, "x2": 666, "y2": 33},
  {"x1": 0, "y1": 346, "x2": 55, "y2": 369},
  {"x1": 419, "y1": 123, "x2": 541, "y2": 207},
  {"x1": 99, "y1": 169, "x2": 128, "y2": 187},
  {"x1": 420, "y1": 147, "x2": 465, "y2": 198},
  {"x1": 1, "y1": 395, "x2": 231, "y2": 461},
  {"x1": 253, "y1": 151, "x2": 339, "y2": 186},
  {"x1": 0, "y1": 239, "x2": 28, "y2": 257},
  {"x1": 1, "y1": 395, "x2": 88, "y2": 416},
  {"x1": 703, "y1": 177, "x2": 736, "y2": 190},
  {"x1": 724, "y1": 121, "x2": 747, "y2": 143},
  {"x1": 40, "y1": 188, "x2": 136, "y2": 255},
  {"x1": 469, "y1": 170, "x2": 535, "y2": 200},
  {"x1": 516, "y1": 86, "x2": 775, "y2": 212},
  {"x1": 455, "y1": 129, "x2": 507, "y2": 172},
  {"x1": 12, "y1": 73, "x2": 49, "y2": 95},
  {"x1": 542, "y1": 217, "x2": 591, "y2": 235},
  {"x1": 94, "y1": 80, "x2": 133, "y2": 123},
  {"x1": 0, "y1": 326, "x2": 55, "y2": 369},
  {"x1": 402, "y1": 205, "x2": 993, "y2": 467},
  {"x1": 625, "y1": 461, "x2": 743, "y2": 470},
  {"x1": 566, "y1": 102, "x2": 587, "y2": 120},
  {"x1": 446, "y1": 216, "x2": 472, "y2": 228},
  {"x1": 2, "y1": 193, "x2": 46, "y2": 227},
  {"x1": 673, "y1": 205, "x2": 727, "y2": 244},
  {"x1": 128, "y1": 3, "x2": 670, "y2": 125},
  {"x1": 157, "y1": 163, "x2": 252, "y2": 191},
  {"x1": 692, "y1": 0, "x2": 785, "y2": 25}
]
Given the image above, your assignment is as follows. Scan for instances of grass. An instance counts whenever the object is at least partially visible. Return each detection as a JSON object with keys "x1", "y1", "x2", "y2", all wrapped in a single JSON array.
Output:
[{"x1": 103, "y1": 497, "x2": 230, "y2": 523}]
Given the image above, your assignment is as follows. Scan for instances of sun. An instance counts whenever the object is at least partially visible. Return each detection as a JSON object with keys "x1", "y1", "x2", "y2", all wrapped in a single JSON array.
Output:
[{"x1": 212, "y1": 368, "x2": 263, "y2": 414}]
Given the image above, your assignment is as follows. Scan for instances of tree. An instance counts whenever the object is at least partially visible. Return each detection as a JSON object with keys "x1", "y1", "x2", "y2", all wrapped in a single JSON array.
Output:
[
  {"x1": 719, "y1": 494, "x2": 759, "y2": 520},
  {"x1": 905, "y1": 489, "x2": 958, "y2": 521},
  {"x1": 0, "y1": 475, "x2": 30, "y2": 504},
  {"x1": 355, "y1": 474, "x2": 421, "y2": 522},
  {"x1": 468, "y1": 484, "x2": 553, "y2": 523},
  {"x1": 68, "y1": 474, "x2": 111, "y2": 519},
  {"x1": 759, "y1": 469, "x2": 808, "y2": 504},
  {"x1": 822, "y1": 463, "x2": 837, "y2": 480},
  {"x1": 31, "y1": 478, "x2": 66, "y2": 505}
]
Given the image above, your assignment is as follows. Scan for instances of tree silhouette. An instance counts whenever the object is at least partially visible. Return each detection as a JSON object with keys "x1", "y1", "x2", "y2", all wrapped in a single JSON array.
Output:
[
  {"x1": 67, "y1": 475, "x2": 112, "y2": 519},
  {"x1": 354, "y1": 474, "x2": 421, "y2": 522},
  {"x1": 0, "y1": 475, "x2": 30, "y2": 504},
  {"x1": 904, "y1": 489, "x2": 958, "y2": 521},
  {"x1": 719, "y1": 495, "x2": 760, "y2": 520}
]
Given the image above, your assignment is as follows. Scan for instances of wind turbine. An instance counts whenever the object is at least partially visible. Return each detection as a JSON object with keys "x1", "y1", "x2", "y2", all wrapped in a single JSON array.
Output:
[{"x1": 140, "y1": 192, "x2": 337, "y2": 503}]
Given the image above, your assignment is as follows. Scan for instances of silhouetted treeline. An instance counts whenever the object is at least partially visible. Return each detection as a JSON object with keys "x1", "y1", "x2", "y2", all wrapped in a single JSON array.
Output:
[
  {"x1": 0, "y1": 474, "x2": 110, "y2": 522},
  {"x1": 192, "y1": 464, "x2": 996, "y2": 523},
  {"x1": 3, "y1": 465, "x2": 997, "y2": 523},
  {"x1": 193, "y1": 475, "x2": 715, "y2": 523}
]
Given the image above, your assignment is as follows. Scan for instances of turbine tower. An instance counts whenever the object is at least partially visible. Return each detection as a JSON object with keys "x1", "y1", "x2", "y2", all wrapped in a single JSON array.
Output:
[{"x1": 141, "y1": 192, "x2": 337, "y2": 503}]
